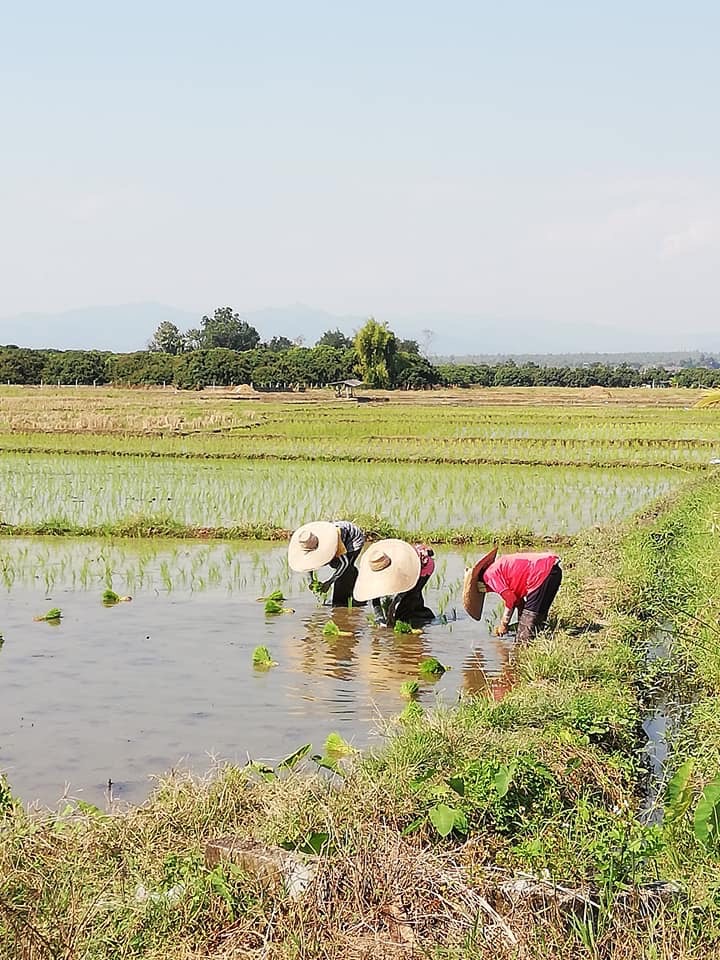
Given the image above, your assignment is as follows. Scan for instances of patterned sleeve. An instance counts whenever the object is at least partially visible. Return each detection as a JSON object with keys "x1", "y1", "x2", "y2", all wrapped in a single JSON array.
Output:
[{"x1": 334, "y1": 520, "x2": 365, "y2": 553}]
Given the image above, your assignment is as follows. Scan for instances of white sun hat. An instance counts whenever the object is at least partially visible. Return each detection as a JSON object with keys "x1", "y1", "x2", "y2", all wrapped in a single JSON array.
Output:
[
  {"x1": 353, "y1": 539, "x2": 421, "y2": 602},
  {"x1": 288, "y1": 521, "x2": 340, "y2": 572}
]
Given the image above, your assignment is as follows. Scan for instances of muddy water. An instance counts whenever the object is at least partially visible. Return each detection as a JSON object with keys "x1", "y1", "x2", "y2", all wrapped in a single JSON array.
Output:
[{"x1": 0, "y1": 540, "x2": 513, "y2": 807}]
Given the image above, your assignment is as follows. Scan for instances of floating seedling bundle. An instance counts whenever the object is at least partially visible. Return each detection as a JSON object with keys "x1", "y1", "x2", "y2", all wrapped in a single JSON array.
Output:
[{"x1": 33, "y1": 608, "x2": 62, "y2": 623}]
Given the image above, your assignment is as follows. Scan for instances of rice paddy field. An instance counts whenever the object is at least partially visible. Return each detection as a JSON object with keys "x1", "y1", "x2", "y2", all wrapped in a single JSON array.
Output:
[
  {"x1": 0, "y1": 385, "x2": 718, "y2": 807},
  {"x1": 0, "y1": 453, "x2": 682, "y2": 537}
]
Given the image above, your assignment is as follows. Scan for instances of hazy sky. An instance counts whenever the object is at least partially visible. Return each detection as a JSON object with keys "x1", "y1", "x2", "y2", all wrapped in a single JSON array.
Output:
[{"x1": 2, "y1": 0, "x2": 718, "y2": 340}]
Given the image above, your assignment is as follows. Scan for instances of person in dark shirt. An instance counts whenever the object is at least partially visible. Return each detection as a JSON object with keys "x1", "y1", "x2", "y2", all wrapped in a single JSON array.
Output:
[
  {"x1": 288, "y1": 519, "x2": 366, "y2": 606},
  {"x1": 353, "y1": 538, "x2": 432, "y2": 627},
  {"x1": 372, "y1": 544, "x2": 436, "y2": 627}
]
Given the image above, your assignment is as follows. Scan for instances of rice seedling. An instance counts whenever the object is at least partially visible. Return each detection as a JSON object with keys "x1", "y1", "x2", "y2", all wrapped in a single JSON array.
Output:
[
  {"x1": 101, "y1": 588, "x2": 132, "y2": 605},
  {"x1": 322, "y1": 620, "x2": 352, "y2": 638},
  {"x1": 394, "y1": 620, "x2": 421, "y2": 635},
  {"x1": 399, "y1": 699, "x2": 424, "y2": 721},
  {"x1": 264, "y1": 598, "x2": 293, "y2": 615},
  {"x1": 256, "y1": 589, "x2": 285, "y2": 602},
  {"x1": 33, "y1": 607, "x2": 62, "y2": 623},
  {"x1": 324, "y1": 732, "x2": 355, "y2": 757},
  {"x1": 252, "y1": 645, "x2": 277, "y2": 668},
  {"x1": 419, "y1": 656, "x2": 448, "y2": 676},
  {"x1": 400, "y1": 680, "x2": 420, "y2": 699}
]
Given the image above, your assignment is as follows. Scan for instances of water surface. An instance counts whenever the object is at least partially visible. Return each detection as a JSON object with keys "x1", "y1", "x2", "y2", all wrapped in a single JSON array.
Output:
[{"x1": 0, "y1": 540, "x2": 512, "y2": 807}]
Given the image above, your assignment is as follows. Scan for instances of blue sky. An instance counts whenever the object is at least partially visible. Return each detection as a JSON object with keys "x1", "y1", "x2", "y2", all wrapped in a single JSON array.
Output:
[{"x1": 1, "y1": 1, "x2": 718, "y2": 345}]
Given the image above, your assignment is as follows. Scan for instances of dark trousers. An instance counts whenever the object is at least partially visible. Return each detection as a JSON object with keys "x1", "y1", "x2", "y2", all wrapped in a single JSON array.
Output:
[
  {"x1": 331, "y1": 550, "x2": 361, "y2": 606},
  {"x1": 391, "y1": 574, "x2": 434, "y2": 624},
  {"x1": 524, "y1": 563, "x2": 562, "y2": 624}
]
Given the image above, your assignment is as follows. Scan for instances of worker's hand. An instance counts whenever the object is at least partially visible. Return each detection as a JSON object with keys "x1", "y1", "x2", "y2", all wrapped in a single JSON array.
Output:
[
  {"x1": 493, "y1": 623, "x2": 508, "y2": 637},
  {"x1": 308, "y1": 574, "x2": 329, "y2": 595}
]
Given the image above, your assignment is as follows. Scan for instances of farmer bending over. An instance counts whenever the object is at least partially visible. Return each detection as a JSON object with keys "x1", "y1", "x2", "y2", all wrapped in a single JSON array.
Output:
[
  {"x1": 463, "y1": 547, "x2": 561, "y2": 643},
  {"x1": 353, "y1": 538, "x2": 430, "y2": 627},
  {"x1": 370, "y1": 543, "x2": 435, "y2": 628},
  {"x1": 288, "y1": 520, "x2": 365, "y2": 606}
]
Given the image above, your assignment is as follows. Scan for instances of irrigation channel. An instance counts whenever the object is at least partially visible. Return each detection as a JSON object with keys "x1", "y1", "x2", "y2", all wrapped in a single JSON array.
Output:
[{"x1": 0, "y1": 539, "x2": 520, "y2": 807}]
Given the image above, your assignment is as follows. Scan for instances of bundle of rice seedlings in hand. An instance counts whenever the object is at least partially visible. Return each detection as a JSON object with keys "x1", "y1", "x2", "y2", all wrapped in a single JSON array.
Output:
[{"x1": 308, "y1": 572, "x2": 329, "y2": 597}]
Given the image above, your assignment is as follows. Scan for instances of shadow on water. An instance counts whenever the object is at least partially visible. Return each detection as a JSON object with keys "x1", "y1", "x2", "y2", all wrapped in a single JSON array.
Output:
[{"x1": 0, "y1": 539, "x2": 513, "y2": 808}]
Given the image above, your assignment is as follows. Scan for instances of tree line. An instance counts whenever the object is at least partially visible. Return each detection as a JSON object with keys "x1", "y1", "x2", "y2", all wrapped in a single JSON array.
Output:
[{"x1": 1, "y1": 307, "x2": 719, "y2": 390}]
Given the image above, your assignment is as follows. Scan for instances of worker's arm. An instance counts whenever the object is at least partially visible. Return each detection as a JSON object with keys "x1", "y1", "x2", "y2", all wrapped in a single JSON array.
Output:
[
  {"x1": 385, "y1": 593, "x2": 405, "y2": 629},
  {"x1": 493, "y1": 589, "x2": 519, "y2": 636},
  {"x1": 316, "y1": 553, "x2": 350, "y2": 592}
]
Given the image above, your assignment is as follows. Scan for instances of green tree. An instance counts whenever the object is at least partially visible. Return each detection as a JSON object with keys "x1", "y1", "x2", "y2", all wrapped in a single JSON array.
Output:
[
  {"x1": 354, "y1": 318, "x2": 397, "y2": 388},
  {"x1": 148, "y1": 321, "x2": 186, "y2": 355},
  {"x1": 185, "y1": 328, "x2": 203, "y2": 350},
  {"x1": 42, "y1": 351, "x2": 109, "y2": 385},
  {"x1": 174, "y1": 348, "x2": 252, "y2": 389},
  {"x1": 107, "y1": 351, "x2": 179, "y2": 386},
  {"x1": 198, "y1": 307, "x2": 260, "y2": 351},
  {"x1": 394, "y1": 351, "x2": 440, "y2": 388},
  {"x1": 0, "y1": 348, "x2": 47, "y2": 384},
  {"x1": 266, "y1": 336, "x2": 293, "y2": 352},
  {"x1": 316, "y1": 328, "x2": 352, "y2": 349}
]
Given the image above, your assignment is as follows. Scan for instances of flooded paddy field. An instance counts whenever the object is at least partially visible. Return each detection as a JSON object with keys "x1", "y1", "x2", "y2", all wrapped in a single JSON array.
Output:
[
  {"x1": 0, "y1": 539, "x2": 510, "y2": 807},
  {"x1": 2, "y1": 394, "x2": 720, "y2": 469},
  {"x1": 0, "y1": 453, "x2": 685, "y2": 537}
]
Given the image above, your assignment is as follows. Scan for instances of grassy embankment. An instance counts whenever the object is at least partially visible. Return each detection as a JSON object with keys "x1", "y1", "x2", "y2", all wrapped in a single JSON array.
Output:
[{"x1": 2, "y1": 477, "x2": 720, "y2": 959}]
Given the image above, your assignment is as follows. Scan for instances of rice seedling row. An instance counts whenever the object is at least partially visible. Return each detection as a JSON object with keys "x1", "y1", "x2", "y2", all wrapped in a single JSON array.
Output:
[
  {"x1": 0, "y1": 430, "x2": 717, "y2": 469},
  {"x1": 0, "y1": 453, "x2": 683, "y2": 537}
]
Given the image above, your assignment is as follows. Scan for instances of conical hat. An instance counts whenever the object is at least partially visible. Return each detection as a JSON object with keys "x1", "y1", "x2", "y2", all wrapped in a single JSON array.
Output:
[
  {"x1": 353, "y1": 539, "x2": 421, "y2": 602},
  {"x1": 462, "y1": 546, "x2": 498, "y2": 620},
  {"x1": 288, "y1": 521, "x2": 339, "y2": 572}
]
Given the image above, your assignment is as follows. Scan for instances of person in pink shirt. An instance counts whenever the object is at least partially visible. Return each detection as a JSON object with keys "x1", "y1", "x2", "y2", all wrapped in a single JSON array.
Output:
[{"x1": 463, "y1": 547, "x2": 562, "y2": 643}]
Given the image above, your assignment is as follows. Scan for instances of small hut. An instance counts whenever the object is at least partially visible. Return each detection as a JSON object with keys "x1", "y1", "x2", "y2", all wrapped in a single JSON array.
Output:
[{"x1": 328, "y1": 378, "x2": 364, "y2": 399}]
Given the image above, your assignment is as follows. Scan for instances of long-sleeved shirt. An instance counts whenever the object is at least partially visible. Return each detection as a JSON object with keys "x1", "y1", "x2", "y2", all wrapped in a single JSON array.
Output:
[
  {"x1": 482, "y1": 552, "x2": 559, "y2": 610},
  {"x1": 320, "y1": 520, "x2": 366, "y2": 589},
  {"x1": 333, "y1": 520, "x2": 365, "y2": 556}
]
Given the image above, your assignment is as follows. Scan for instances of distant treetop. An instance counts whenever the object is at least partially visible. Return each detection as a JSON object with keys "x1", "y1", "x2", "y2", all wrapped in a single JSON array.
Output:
[{"x1": 316, "y1": 328, "x2": 353, "y2": 349}]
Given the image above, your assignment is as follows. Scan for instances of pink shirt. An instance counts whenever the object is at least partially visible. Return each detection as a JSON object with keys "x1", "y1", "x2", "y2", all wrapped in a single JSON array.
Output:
[{"x1": 482, "y1": 552, "x2": 559, "y2": 610}]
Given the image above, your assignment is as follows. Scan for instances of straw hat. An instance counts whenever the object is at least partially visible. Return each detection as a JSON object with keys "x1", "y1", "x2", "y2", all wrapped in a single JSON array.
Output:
[
  {"x1": 462, "y1": 546, "x2": 498, "y2": 620},
  {"x1": 288, "y1": 521, "x2": 340, "y2": 572},
  {"x1": 353, "y1": 539, "x2": 421, "y2": 602}
]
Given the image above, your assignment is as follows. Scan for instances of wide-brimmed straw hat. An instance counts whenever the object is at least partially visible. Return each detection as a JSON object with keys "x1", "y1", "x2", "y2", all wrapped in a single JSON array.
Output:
[
  {"x1": 353, "y1": 539, "x2": 421, "y2": 602},
  {"x1": 288, "y1": 521, "x2": 340, "y2": 572},
  {"x1": 462, "y1": 546, "x2": 498, "y2": 620}
]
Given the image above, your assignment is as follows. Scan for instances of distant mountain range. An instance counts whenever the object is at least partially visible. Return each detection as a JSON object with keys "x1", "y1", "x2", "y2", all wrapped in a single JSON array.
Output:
[{"x1": 0, "y1": 301, "x2": 718, "y2": 357}]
